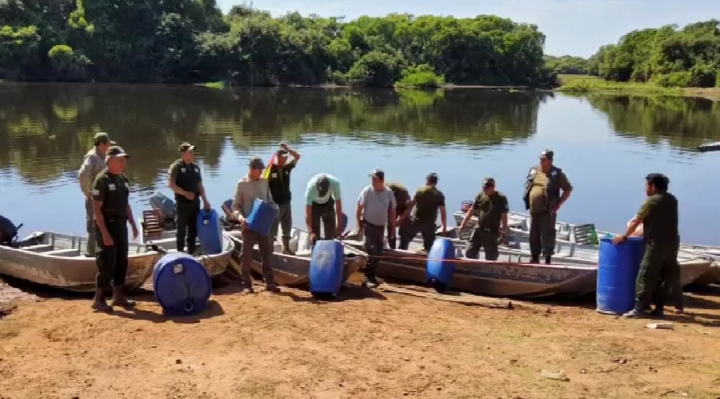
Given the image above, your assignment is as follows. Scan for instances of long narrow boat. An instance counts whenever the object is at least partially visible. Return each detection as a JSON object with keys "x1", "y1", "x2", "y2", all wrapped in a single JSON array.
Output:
[
  {"x1": 0, "y1": 230, "x2": 159, "y2": 292},
  {"x1": 138, "y1": 210, "x2": 233, "y2": 278},
  {"x1": 227, "y1": 228, "x2": 368, "y2": 288},
  {"x1": 452, "y1": 209, "x2": 718, "y2": 287}
]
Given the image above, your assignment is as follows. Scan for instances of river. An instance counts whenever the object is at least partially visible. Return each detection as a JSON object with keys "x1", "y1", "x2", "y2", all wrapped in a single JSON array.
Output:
[{"x1": 1, "y1": 83, "x2": 720, "y2": 245}]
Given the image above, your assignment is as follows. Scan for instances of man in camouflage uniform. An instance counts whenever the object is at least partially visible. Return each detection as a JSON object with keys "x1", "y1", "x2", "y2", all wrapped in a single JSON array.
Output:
[
  {"x1": 384, "y1": 181, "x2": 411, "y2": 250},
  {"x1": 399, "y1": 173, "x2": 447, "y2": 252},
  {"x1": 523, "y1": 149, "x2": 573, "y2": 264},
  {"x1": 613, "y1": 173, "x2": 682, "y2": 318},
  {"x1": 458, "y1": 178, "x2": 509, "y2": 261},
  {"x1": 78, "y1": 132, "x2": 114, "y2": 257}
]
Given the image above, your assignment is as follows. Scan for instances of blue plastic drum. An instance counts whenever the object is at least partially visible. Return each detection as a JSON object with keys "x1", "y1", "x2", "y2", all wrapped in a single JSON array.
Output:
[{"x1": 153, "y1": 253, "x2": 212, "y2": 316}]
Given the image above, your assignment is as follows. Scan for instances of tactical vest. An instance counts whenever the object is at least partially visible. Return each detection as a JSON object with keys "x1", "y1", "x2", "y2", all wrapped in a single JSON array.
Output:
[
  {"x1": 523, "y1": 166, "x2": 562, "y2": 211},
  {"x1": 267, "y1": 165, "x2": 292, "y2": 205}
]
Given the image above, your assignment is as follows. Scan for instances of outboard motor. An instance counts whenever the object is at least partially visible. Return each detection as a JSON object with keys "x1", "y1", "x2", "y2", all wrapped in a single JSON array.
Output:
[{"x1": 0, "y1": 215, "x2": 22, "y2": 246}]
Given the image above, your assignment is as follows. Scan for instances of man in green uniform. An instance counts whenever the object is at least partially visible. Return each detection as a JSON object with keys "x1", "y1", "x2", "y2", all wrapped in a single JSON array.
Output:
[
  {"x1": 78, "y1": 132, "x2": 115, "y2": 257},
  {"x1": 399, "y1": 173, "x2": 447, "y2": 252},
  {"x1": 167, "y1": 143, "x2": 211, "y2": 254},
  {"x1": 458, "y1": 178, "x2": 509, "y2": 260},
  {"x1": 612, "y1": 173, "x2": 682, "y2": 318},
  {"x1": 91, "y1": 146, "x2": 139, "y2": 311},
  {"x1": 267, "y1": 143, "x2": 301, "y2": 254},
  {"x1": 385, "y1": 182, "x2": 411, "y2": 250},
  {"x1": 523, "y1": 150, "x2": 573, "y2": 264}
]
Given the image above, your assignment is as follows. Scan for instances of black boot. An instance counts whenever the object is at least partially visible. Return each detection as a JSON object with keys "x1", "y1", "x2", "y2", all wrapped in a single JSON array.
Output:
[
  {"x1": 544, "y1": 256, "x2": 552, "y2": 264},
  {"x1": 111, "y1": 285, "x2": 136, "y2": 308},
  {"x1": 91, "y1": 288, "x2": 112, "y2": 312},
  {"x1": 529, "y1": 256, "x2": 540, "y2": 264}
]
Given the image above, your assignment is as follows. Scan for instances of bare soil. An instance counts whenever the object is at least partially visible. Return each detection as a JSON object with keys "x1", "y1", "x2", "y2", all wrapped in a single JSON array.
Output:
[{"x1": 1, "y1": 278, "x2": 719, "y2": 399}]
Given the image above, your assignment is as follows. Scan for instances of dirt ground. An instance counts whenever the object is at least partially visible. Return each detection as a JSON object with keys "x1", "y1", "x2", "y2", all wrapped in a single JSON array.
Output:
[{"x1": 1, "y1": 277, "x2": 719, "y2": 399}]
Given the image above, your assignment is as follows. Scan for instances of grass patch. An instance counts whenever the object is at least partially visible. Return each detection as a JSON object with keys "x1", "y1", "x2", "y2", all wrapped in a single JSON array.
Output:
[
  {"x1": 198, "y1": 81, "x2": 225, "y2": 90},
  {"x1": 557, "y1": 74, "x2": 683, "y2": 95}
]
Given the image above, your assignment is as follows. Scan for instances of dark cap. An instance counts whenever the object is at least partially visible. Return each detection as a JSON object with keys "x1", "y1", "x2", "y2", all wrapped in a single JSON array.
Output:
[
  {"x1": 249, "y1": 156, "x2": 265, "y2": 170},
  {"x1": 94, "y1": 132, "x2": 111, "y2": 144},
  {"x1": 426, "y1": 173, "x2": 439, "y2": 184},
  {"x1": 483, "y1": 177, "x2": 496, "y2": 187},
  {"x1": 276, "y1": 149, "x2": 288, "y2": 157},
  {"x1": 540, "y1": 149, "x2": 554, "y2": 160},
  {"x1": 106, "y1": 146, "x2": 130, "y2": 158},
  {"x1": 369, "y1": 169, "x2": 385, "y2": 180},
  {"x1": 316, "y1": 174, "x2": 330, "y2": 196},
  {"x1": 179, "y1": 142, "x2": 196, "y2": 152}
]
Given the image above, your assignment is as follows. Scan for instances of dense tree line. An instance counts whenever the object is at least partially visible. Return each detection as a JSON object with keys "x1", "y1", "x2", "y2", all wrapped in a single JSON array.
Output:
[
  {"x1": 585, "y1": 20, "x2": 720, "y2": 87},
  {"x1": 543, "y1": 55, "x2": 589, "y2": 75},
  {"x1": 0, "y1": 0, "x2": 556, "y2": 87}
]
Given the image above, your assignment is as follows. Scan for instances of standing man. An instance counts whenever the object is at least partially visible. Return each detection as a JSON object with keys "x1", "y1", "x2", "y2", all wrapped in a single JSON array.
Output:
[
  {"x1": 384, "y1": 182, "x2": 411, "y2": 250},
  {"x1": 612, "y1": 173, "x2": 682, "y2": 318},
  {"x1": 398, "y1": 173, "x2": 447, "y2": 252},
  {"x1": 267, "y1": 143, "x2": 301, "y2": 254},
  {"x1": 305, "y1": 173, "x2": 343, "y2": 245},
  {"x1": 231, "y1": 156, "x2": 279, "y2": 293},
  {"x1": 91, "y1": 146, "x2": 139, "y2": 312},
  {"x1": 168, "y1": 143, "x2": 211, "y2": 255},
  {"x1": 458, "y1": 178, "x2": 509, "y2": 260},
  {"x1": 356, "y1": 169, "x2": 397, "y2": 288},
  {"x1": 523, "y1": 149, "x2": 572, "y2": 264},
  {"x1": 78, "y1": 132, "x2": 114, "y2": 257}
]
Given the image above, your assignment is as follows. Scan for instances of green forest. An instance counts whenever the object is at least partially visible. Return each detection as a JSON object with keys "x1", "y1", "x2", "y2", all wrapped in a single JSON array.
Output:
[
  {"x1": 0, "y1": 0, "x2": 555, "y2": 87},
  {"x1": 546, "y1": 20, "x2": 720, "y2": 88}
]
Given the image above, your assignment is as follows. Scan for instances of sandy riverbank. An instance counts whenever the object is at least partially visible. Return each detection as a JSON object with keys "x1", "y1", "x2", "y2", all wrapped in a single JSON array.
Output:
[{"x1": 1, "y1": 278, "x2": 719, "y2": 399}]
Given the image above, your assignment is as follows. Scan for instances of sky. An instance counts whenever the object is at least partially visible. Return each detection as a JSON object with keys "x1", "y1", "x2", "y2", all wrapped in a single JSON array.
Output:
[{"x1": 216, "y1": 0, "x2": 720, "y2": 57}]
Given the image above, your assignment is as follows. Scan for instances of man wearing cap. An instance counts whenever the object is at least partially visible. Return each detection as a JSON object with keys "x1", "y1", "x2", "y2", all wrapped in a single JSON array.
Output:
[
  {"x1": 78, "y1": 132, "x2": 115, "y2": 257},
  {"x1": 231, "y1": 156, "x2": 279, "y2": 293},
  {"x1": 399, "y1": 173, "x2": 447, "y2": 252},
  {"x1": 305, "y1": 173, "x2": 343, "y2": 244},
  {"x1": 458, "y1": 178, "x2": 509, "y2": 260},
  {"x1": 168, "y1": 143, "x2": 211, "y2": 255},
  {"x1": 523, "y1": 149, "x2": 573, "y2": 264},
  {"x1": 356, "y1": 170, "x2": 397, "y2": 288},
  {"x1": 267, "y1": 143, "x2": 301, "y2": 254},
  {"x1": 384, "y1": 181, "x2": 411, "y2": 249},
  {"x1": 91, "y1": 146, "x2": 139, "y2": 311}
]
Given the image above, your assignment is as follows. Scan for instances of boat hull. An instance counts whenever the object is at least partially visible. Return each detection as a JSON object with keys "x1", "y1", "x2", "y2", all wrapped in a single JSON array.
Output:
[{"x1": 0, "y1": 231, "x2": 159, "y2": 292}]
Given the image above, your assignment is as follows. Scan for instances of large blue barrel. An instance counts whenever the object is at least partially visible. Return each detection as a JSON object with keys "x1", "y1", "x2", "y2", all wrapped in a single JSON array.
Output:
[
  {"x1": 196, "y1": 209, "x2": 223, "y2": 255},
  {"x1": 597, "y1": 236, "x2": 645, "y2": 315},
  {"x1": 149, "y1": 191, "x2": 176, "y2": 219},
  {"x1": 426, "y1": 238, "x2": 456, "y2": 289},
  {"x1": 153, "y1": 252, "x2": 212, "y2": 316},
  {"x1": 309, "y1": 240, "x2": 344, "y2": 297},
  {"x1": 246, "y1": 199, "x2": 279, "y2": 236}
]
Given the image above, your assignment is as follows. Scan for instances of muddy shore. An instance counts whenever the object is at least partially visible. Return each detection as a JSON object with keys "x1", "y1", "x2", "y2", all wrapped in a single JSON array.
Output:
[{"x1": 1, "y1": 275, "x2": 719, "y2": 399}]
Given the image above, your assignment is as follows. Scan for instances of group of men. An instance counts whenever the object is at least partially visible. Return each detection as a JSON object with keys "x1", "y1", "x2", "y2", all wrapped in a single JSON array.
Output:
[{"x1": 79, "y1": 135, "x2": 683, "y2": 318}]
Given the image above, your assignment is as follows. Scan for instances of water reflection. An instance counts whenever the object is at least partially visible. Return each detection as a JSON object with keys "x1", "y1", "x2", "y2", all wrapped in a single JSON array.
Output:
[
  {"x1": 586, "y1": 95, "x2": 720, "y2": 151},
  {"x1": 0, "y1": 84, "x2": 549, "y2": 188}
]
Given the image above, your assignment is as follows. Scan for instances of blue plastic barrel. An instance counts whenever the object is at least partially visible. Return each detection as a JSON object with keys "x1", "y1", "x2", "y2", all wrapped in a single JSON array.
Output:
[
  {"x1": 426, "y1": 238, "x2": 456, "y2": 289},
  {"x1": 153, "y1": 252, "x2": 212, "y2": 316},
  {"x1": 150, "y1": 191, "x2": 176, "y2": 219},
  {"x1": 246, "y1": 199, "x2": 279, "y2": 236},
  {"x1": 309, "y1": 240, "x2": 345, "y2": 297},
  {"x1": 596, "y1": 236, "x2": 645, "y2": 315},
  {"x1": 196, "y1": 209, "x2": 223, "y2": 255}
]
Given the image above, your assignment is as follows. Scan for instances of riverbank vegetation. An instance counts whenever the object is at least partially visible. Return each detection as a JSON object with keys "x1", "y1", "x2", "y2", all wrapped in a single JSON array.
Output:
[
  {"x1": 0, "y1": 1, "x2": 556, "y2": 88},
  {"x1": 552, "y1": 19, "x2": 720, "y2": 95}
]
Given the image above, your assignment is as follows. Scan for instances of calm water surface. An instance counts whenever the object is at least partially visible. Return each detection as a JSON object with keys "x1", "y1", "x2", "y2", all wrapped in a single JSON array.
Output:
[{"x1": 1, "y1": 84, "x2": 720, "y2": 245}]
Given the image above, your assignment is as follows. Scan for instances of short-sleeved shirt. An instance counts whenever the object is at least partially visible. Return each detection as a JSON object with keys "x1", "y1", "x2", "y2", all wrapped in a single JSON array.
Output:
[
  {"x1": 357, "y1": 186, "x2": 397, "y2": 227},
  {"x1": 92, "y1": 170, "x2": 130, "y2": 220},
  {"x1": 636, "y1": 192, "x2": 679, "y2": 244},
  {"x1": 305, "y1": 173, "x2": 342, "y2": 205},
  {"x1": 412, "y1": 186, "x2": 446, "y2": 223},
  {"x1": 528, "y1": 168, "x2": 572, "y2": 213},
  {"x1": 267, "y1": 161, "x2": 296, "y2": 205},
  {"x1": 385, "y1": 182, "x2": 411, "y2": 215},
  {"x1": 78, "y1": 149, "x2": 106, "y2": 197},
  {"x1": 169, "y1": 160, "x2": 202, "y2": 202},
  {"x1": 471, "y1": 191, "x2": 509, "y2": 232}
]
